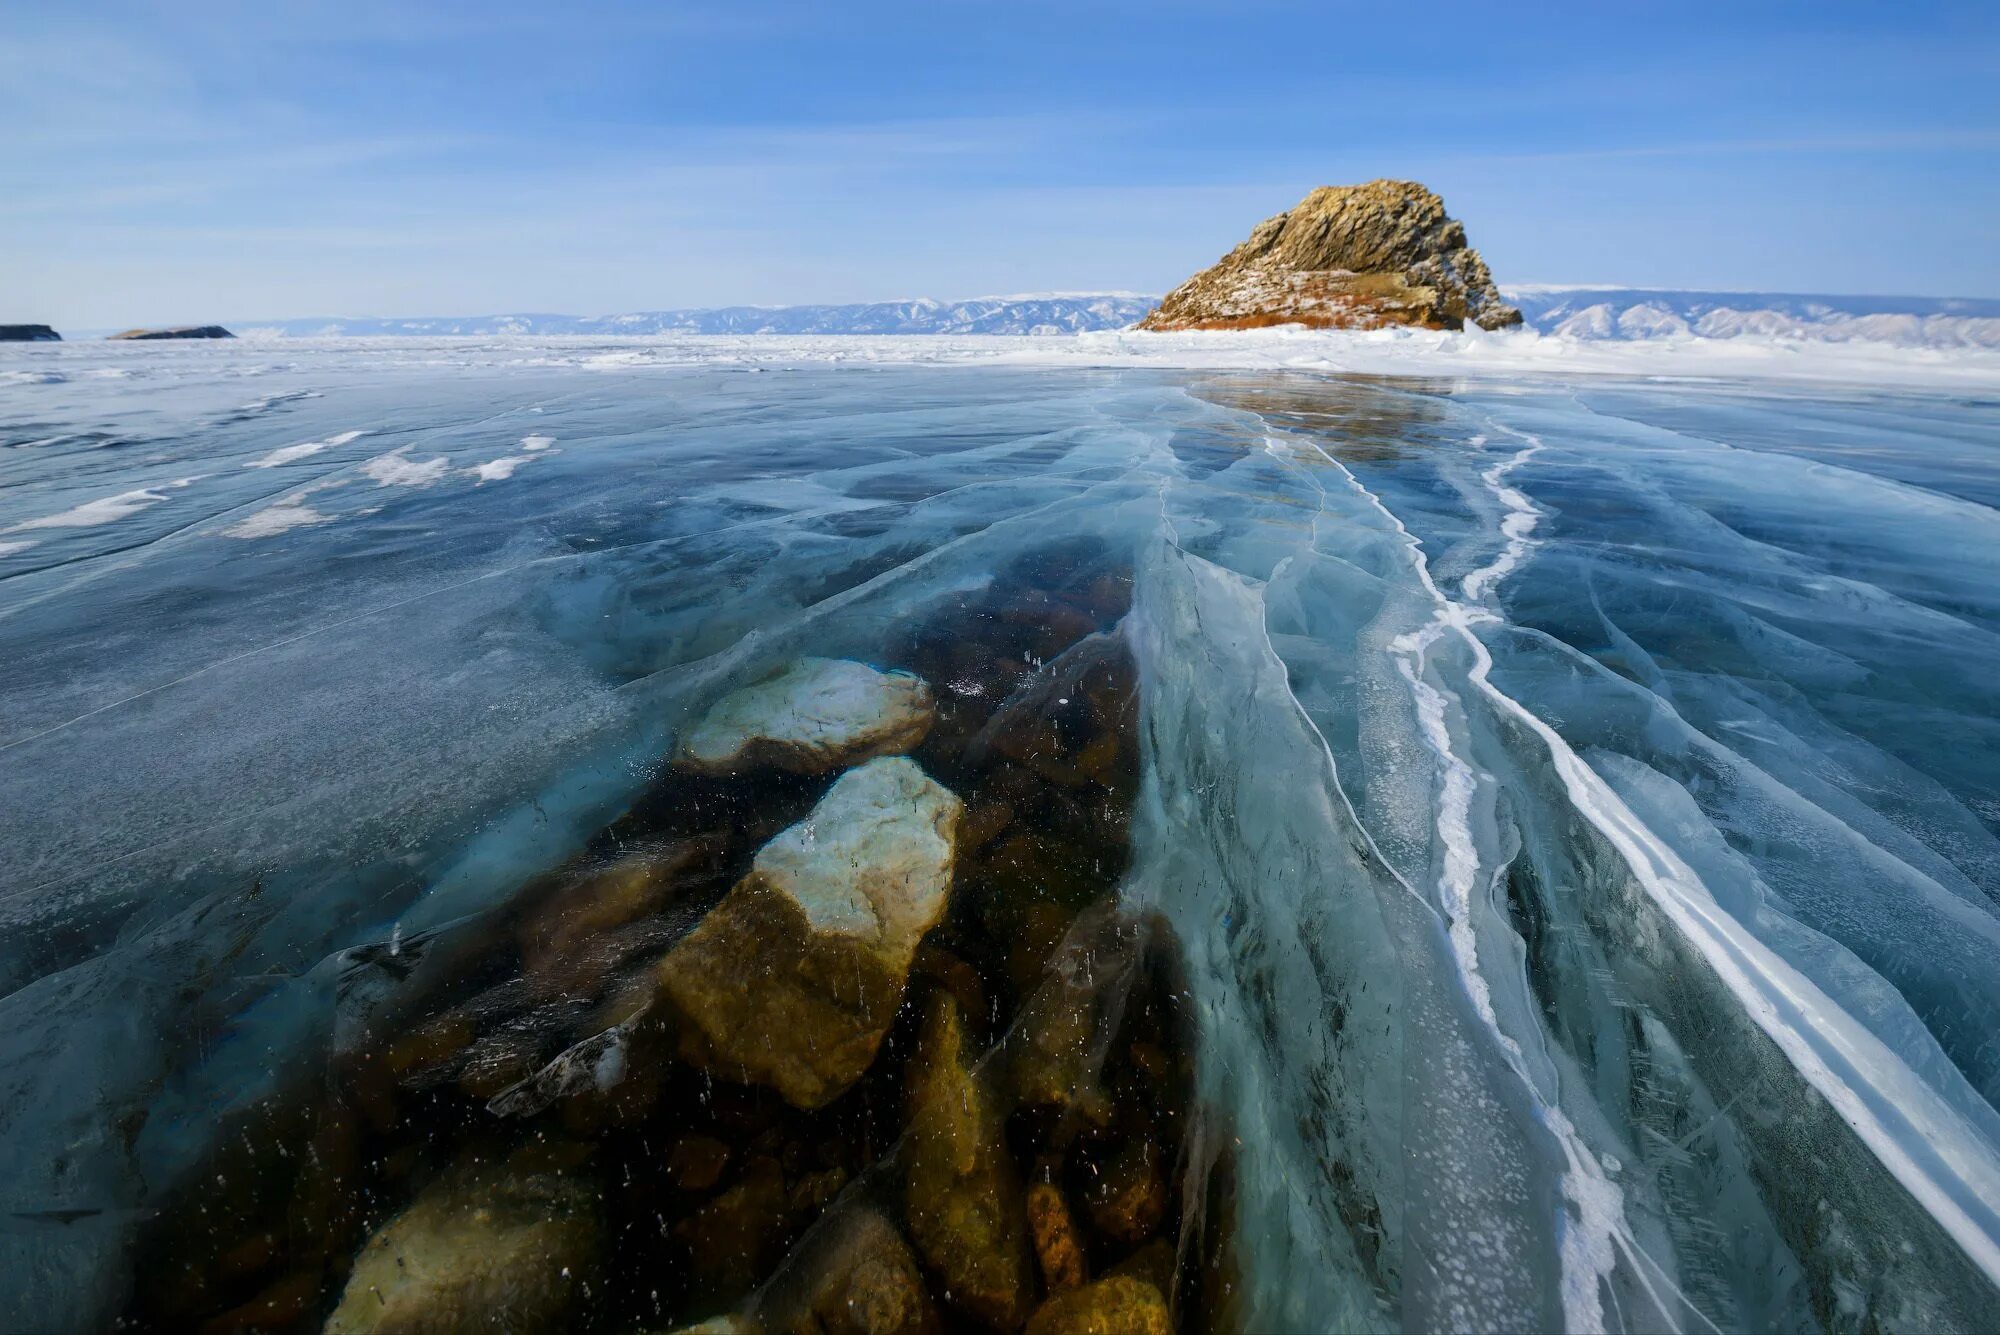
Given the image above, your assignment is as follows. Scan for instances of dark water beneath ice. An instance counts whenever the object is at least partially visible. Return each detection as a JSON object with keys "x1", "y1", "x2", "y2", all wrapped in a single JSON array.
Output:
[{"x1": 2, "y1": 344, "x2": 1998, "y2": 1332}]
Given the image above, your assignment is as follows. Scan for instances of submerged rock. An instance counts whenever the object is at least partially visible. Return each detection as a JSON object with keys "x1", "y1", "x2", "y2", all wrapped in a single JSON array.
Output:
[
  {"x1": 668, "y1": 1134, "x2": 734, "y2": 1192},
  {"x1": 679, "y1": 658, "x2": 936, "y2": 775},
  {"x1": 1138, "y1": 179, "x2": 1520, "y2": 332},
  {"x1": 670, "y1": 1315, "x2": 763, "y2": 1335},
  {"x1": 676, "y1": 1155, "x2": 795, "y2": 1301},
  {"x1": 676, "y1": 1154, "x2": 853, "y2": 1305},
  {"x1": 903, "y1": 994, "x2": 1034, "y2": 1331},
  {"x1": 1082, "y1": 1138, "x2": 1167, "y2": 1248},
  {"x1": 517, "y1": 838, "x2": 719, "y2": 983},
  {"x1": 323, "y1": 1148, "x2": 599, "y2": 1333},
  {"x1": 205, "y1": 1268, "x2": 321, "y2": 1332},
  {"x1": 782, "y1": 1208, "x2": 940, "y2": 1335},
  {"x1": 485, "y1": 1014, "x2": 642, "y2": 1118},
  {"x1": 1007, "y1": 907, "x2": 1138, "y2": 1130},
  {"x1": 660, "y1": 756, "x2": 962, "y2": 1108},
  {"x1": 1105, "y1": 1239, "x2": 1176, "y2": 1296},
  {"x1": 1022, "y1": 1276, "x2": 1170, "y2": 1335},
  {"x1": 1027, "y1": 1177, "x2": 1087, "y2": 1294}
]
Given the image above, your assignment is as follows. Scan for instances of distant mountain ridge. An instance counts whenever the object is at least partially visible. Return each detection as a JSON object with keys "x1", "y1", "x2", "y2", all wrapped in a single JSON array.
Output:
[
  {"x1": 225, "y1": 288, "x2": 2000, "y2": 351},
  {"x1": 239, "y1": 294, "x2": 1159, "y2": 339},
  {"x1": 1504, "y1": 287, "x2": 2000, "y2": 349}
]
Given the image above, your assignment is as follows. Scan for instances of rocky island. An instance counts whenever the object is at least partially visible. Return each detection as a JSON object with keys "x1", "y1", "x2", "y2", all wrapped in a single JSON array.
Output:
[
  {"x1": 1139, "y1": 179, "x2": 1520, "y2": 332},
  {"x1": 108, "y1": 325, "x2": 235, "y2": 340},
  {"x1": 0, "y1": 324, "x2": 61, "y2": 342}
]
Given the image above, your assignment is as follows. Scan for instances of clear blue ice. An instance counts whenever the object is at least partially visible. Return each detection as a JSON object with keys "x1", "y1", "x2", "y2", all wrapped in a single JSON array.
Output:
[{"x1": 2, "y1": 346, "x2": 1997, "y2": 1331}]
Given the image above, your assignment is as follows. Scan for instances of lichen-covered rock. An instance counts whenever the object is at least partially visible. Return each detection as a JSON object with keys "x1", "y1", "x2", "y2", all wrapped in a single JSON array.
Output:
[
  {"x1": 903, "y1": 995, "x2": 1034, "y2": 1331},
  {"x1": 1026, "y1": 1178, "x2": 1087, "y2": 1294},
  {"x1": 323, "y1": 1148, "x2": 599, "y2": 1333},
  {"x1": 676, "y1": 1155, "x2": 795, "y2": 1301},
  {"x1": 675, "y1": 1155, "x2": 853, "y2": 1306},
  {"x1": 1138, "y1": 180, "x2": 1520, "y2": 332},
  {"x1": 679, "y1": 658, "x2": 936, "y2": 775},
  {"x1": 783, "y1": 1208, "x2": 940, "y2": 1335},
  {"x1": 660, "y1": 757, "x2": 962, "y2": 1108},
  {"x1": 518, "y1": 838, "x2": 718, "y2": 982},
  {"x1": 1007, "y1": 907, "x2": 1136, "y2": 1129},
  {"x1": 1022, "y1": 1276, "x2": 1170, "y2": 1335},
  {"x1": 1082, "y1": 1138, "x2": 1167, "y2": 1248}
]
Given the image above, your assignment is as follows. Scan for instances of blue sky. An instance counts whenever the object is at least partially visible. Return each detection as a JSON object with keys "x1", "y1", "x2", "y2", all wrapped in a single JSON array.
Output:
[{"x1": 5, "y1": 1, "x2": 1997, "y2": 327}]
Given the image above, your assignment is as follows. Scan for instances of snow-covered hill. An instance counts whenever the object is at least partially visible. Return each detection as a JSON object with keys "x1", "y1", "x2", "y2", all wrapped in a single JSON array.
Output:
[
  {"x1": 1505, "y1": 287, "x2": 2000, "y2": 349},
  {"x1": 239, "y1": 294, "x2": 1158, "y2": 339}
]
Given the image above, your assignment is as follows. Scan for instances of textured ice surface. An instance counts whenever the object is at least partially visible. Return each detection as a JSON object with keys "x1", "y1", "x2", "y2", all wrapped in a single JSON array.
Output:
[{"x1": 2, "y1": 340, "x2": 1998, "y2": 1331}]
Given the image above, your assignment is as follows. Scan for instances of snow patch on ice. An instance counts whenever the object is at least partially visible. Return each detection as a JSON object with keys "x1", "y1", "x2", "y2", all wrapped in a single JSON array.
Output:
[
  {"x1": 224, "y1": 480, "x2": 345, "y2": 538},
  {"x1": 520, "y1": 434, "x2": 555, "y2": 451},
  {"x1": 235, "y1": 389, "x2": 323, "y2": 414},
  {"x1": 244, "y1": 430, "x2": 365, "y2": 468},
  {"x1": 0, "y1": 539, "x2": 38, "y2": 557},
  {"x1": 223, "y1": 501, "x2": 335, "y2": 538},
  {"x1": 6, "y1": 478, "x2": 199, "y2": 531},
  {"x1": 360, "y1": 447, "x2": 450, "y2": 487},
  {"x1": 470, "y1": 456, "x2": 529, "y2": 483}
]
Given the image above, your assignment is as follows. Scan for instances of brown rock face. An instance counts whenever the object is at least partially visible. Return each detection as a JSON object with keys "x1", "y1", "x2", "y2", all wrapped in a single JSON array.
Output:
[
  {"x1": 676, "y1": 1155, "x2": 795, "y2": 1301},
  {"x1": 1081, "y1": 1138, "x2": 1167, "y2": 1248},
  {"x1": 903, "y1": 995, "x2": 1035, "y2": 1331},
  {"x1": 789, "y1": 1209, "x2": 940, "y2": 1335},
  {"x1": 1026, "y1": 1178, "x2": 1087, "y2": 1294},
  {"x1": 1138, "y1": 179, "x2": 1521, "y2": 332},
  {"x1": 1022, "y1": 1276, "x2": 1171, "y2": 1335}
]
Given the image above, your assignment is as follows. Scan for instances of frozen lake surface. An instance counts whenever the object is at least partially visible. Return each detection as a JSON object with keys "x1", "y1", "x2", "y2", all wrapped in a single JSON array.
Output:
[{"x1": 3, "y1": 337, "x2": 1999, "y2": 1331}]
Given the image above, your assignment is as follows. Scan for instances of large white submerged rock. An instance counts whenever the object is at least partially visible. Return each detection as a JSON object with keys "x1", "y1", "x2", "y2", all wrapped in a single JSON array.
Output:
[
  {"x1": 658, "y1": 755, "x2": 963, "y2": 1108},
  {"x1": 678, "y1": 657, "x2": 936, "y2": 775}
]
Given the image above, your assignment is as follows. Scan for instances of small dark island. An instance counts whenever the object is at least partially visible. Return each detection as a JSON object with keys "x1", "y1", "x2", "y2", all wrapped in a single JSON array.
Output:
[
  {"x1": 0, "y1": 324, "x2": 62, "y2": 342},
  {"x1": 107, "y1": 325, "x2": 235, "y2": 340}
]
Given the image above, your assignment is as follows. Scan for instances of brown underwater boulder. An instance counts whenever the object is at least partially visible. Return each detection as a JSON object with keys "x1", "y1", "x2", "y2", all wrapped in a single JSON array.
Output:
[
  {"x1": 788, "y1": 1208, "x2": 940, "y2": 1335},
  {"x1": 903, "y1": 994, "x2": 1035, "y2": 1331},
  {"x1": 323, "y1": 1147, "x2": 599, "y2": 1333},
  {"x1": 1022, "y1": 1275, "x2": 1170, "y2": 1335},
  {"x1": 660, "y1": 756, "x2": 962, "y2": 1109}
]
